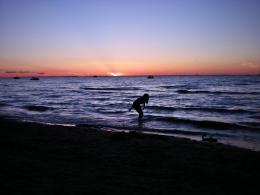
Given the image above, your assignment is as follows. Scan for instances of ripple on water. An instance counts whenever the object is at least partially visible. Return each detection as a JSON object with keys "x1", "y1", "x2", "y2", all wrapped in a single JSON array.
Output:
[{"x1": 23, "y1": 105, "x2": 54, "y2": 112}]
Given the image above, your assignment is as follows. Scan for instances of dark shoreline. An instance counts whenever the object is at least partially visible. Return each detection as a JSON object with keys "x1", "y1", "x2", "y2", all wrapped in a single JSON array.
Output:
[{"x1": 1, "y1": 117, "x2": 260, "y2": 194}]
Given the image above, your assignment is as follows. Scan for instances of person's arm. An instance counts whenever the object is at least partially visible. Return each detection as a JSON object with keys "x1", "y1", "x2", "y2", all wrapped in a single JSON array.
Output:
[{"x1": 142, "y1": 103, "x2": 145, "y2": 110}]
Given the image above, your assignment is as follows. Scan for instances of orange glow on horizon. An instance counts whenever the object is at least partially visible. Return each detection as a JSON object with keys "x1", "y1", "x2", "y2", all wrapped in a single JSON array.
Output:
[{"x1": 0, "y1": 58, "x2": 259, "y2": 77}]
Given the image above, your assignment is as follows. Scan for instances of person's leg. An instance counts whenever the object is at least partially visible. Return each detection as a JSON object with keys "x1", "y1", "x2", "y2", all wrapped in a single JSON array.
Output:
[
  {"x1": 139, "y1": 109, "x2": 143, "y2": 119},
  {"x1": 134, "y1": 105, "x2": 143, "y2": 119}
]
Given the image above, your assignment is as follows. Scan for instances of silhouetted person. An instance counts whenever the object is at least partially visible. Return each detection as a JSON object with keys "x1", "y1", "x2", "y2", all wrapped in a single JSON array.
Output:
[{"x1": 129, "y1": 94, "x2": 149, "y2": 119}]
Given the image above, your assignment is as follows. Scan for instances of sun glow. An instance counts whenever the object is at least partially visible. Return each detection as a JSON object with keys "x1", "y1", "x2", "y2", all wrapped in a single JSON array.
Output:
[{"x1": 109, "y1": 72, "x2": 123, "y2": 76}]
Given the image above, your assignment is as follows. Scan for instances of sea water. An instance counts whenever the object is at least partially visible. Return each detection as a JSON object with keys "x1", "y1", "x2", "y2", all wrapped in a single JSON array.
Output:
[{"x1": 1, "y1": 76, "x2": 260, "y2": 150}]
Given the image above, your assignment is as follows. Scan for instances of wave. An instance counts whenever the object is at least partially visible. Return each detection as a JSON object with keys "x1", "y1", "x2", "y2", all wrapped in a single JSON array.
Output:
[
  {"x1": 239, "y1": 122, "x2": 260, "y2": 127},
  {"x1": 96, "y1": 110, "x2": 128, "y2": 114},
  {"x1": 76, "y1": 122, "x2": 230, "y2": 140},
  {"x1": 23, "y1": 105, "x2": 54, "y2": 112},
  {"x1": 81, "y1": 87, "x2": 140, "y2": 91},
  {"x1": 0, "y1": 103, "x2": 9, "y2": 107},
  {"x1": 161, "y1": 85, "x2": 197, "y2": 89},
  {"x1": 146, "y1": 115, "x2": 260, "y2": 131},
  {"x1": 162, "y1": 85, "x2": 186, "y2": 89},
  {"x1": 92, "y1": 97, "x2": 110, "y2": 101},
  {"x1": 250, "y1": 115, "x2": 260, "y2": 120},
  {"x1": 176, "y1": 89, "x2": 260, "y2": 95},
  {"x1": 46, "y1": 94, "x2": 63, "y2": 98},
  {"x1": 47, "y1": 102, "x2": 71, "y2": 105},
  {"x1": 147, "y1": 106, "x2": 256, "y2": 114}
]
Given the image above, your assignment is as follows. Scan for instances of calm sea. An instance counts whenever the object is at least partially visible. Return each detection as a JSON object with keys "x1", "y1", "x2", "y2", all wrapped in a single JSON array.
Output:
[{"x1": 1, "y1": 76, "x2": 260, "y2": 150}]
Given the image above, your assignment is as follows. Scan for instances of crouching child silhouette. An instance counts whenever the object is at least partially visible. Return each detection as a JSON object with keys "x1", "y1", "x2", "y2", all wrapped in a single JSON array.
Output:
[{"x1": 129, "y1": 94, "x2": 149, "y2": 119}]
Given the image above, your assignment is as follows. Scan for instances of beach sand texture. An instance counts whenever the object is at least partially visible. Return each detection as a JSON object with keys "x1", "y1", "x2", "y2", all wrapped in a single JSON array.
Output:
[{"x1": 1, "y1": 117, "x2": 260, "y2": 194}]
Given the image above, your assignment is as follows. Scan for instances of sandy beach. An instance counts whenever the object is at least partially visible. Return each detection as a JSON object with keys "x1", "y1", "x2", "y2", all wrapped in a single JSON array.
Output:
[{"x1": 1, "y1": 117, "x2": 260, "y2": 194}]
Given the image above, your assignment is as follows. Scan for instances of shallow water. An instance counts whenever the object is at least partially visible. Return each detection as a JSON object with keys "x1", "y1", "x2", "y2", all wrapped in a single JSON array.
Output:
[{"x1": 1, "y1": 76, "x2": 260, "y2": 150}]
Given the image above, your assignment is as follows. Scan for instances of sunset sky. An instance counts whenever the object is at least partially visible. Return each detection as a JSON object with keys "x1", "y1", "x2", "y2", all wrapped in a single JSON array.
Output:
[{"x1": 0, "y1": 0, "x2": 260, "y2": 77}]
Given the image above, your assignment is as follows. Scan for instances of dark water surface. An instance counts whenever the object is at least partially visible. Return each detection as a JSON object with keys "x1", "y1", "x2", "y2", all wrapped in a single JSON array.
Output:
[{"x1": 1, "y1": 76, "x2": 260, "y2": 150}]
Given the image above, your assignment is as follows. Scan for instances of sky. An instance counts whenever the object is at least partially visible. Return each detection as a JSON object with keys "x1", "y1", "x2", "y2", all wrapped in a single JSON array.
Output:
[{"x1": 0, "y1": 0, "x2": 260, "y2": 77}]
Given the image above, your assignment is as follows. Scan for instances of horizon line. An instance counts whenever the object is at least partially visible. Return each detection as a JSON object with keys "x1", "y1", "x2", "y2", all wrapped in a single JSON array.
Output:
[{"x1": 1, "y1": 74, "x2": 260, "y2": 78}]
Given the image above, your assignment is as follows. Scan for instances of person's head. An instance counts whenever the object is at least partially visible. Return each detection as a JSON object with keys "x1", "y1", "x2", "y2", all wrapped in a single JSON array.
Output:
[{"x1": 143, "y1": 94, "x2": 149, "y2": 103}]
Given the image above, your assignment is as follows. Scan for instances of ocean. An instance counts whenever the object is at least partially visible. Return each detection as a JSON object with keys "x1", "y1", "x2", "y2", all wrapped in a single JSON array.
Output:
[{"x1": 1, "y1": 76, "x2": 260, "y2": 150}]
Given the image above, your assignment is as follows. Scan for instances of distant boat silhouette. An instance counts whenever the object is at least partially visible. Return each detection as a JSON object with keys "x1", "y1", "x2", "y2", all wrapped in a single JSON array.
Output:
[
  {"x1": 202, "y1": 133, "x2": 218, "y2": 143},
  {"x1": 147, "y1": 75, "x2": 154, "y2": 79},
  {"x1": 30, "y1": 77, "x2": 40, "y2": 81},
  {"x1": 93, "y1": 75, "x2": 98, "y2": 78},
  {"x1": 13, "y1": 77, "x2": 20, "y2": 79}
]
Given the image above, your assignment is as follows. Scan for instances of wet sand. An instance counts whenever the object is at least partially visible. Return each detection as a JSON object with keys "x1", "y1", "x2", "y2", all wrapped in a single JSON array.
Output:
[{"x1": 1, "y1": 117, "x2": 260, "y2": 194}]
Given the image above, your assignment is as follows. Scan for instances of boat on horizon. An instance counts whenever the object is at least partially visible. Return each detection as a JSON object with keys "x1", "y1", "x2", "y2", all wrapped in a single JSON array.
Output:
[
  {"x1": 147, "y1": 75, "x2": 154, "y2": 79},
  {"x1": 30, "y1": 77, "x2": 40, "y2": 81}
]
